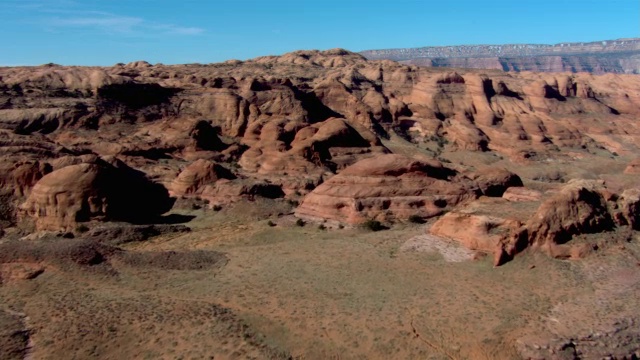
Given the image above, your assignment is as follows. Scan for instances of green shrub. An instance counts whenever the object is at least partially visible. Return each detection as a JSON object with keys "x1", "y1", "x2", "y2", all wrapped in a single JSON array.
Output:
[
  {"x1": 267, "y1": 220, "x2": 276, "y2": 227},
  {"x1": 362, "y1": 219, "x2": 385, "y2": 232},
  {"x1": 318, "y1": 224, "x2": 326, "y2": 230},
  {"x1": 408, "y1": 215, "x2": 425, "y2": 224},
  {"x1": 295, "y1": 219, "x2": 305, "y2": 227}
]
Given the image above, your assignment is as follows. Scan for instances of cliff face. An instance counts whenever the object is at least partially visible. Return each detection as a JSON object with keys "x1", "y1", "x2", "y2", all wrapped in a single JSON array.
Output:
[{"x1": 361, "y1": 39, "x2": 640, "y2": 74}]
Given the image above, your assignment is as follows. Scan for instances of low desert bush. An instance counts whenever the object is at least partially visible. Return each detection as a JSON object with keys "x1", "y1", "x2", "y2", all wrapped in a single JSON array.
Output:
[{"x1": 362, "y1": 219, "x2": 385, "y2": 232}]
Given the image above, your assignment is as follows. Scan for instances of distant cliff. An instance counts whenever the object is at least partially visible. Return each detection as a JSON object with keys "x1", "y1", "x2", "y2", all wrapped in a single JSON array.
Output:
[{"x1": 360, "y1": 39, "x2": 640, "y2": 74}]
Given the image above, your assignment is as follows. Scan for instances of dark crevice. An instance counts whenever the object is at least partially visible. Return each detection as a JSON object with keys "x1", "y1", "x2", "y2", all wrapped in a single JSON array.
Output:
[{"x1": 292, "y1": 88, "x2": 343, "y2": 123}]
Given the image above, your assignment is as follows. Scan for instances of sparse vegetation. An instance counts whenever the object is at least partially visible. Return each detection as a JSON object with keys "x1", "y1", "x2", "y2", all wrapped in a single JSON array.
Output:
[
  {"x1": 295, "y1": 218, "x2": 305, "y2": 227},
  {"x1": 0, "y1": 191, "x2": 16, "y2": 227},
  {"x1": 408, "y1": 215, "x2": 425, "y2": 224},
  {"x1": 362, "y1": 219, "x2": 385, "y2": 231}
]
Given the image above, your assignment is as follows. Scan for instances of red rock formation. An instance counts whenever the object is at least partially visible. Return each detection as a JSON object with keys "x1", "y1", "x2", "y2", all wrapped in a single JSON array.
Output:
[
  {"x1": 0, "y1": 48, "x2": 639, "y2": 239},
  {"x1": 170, "y1": 159, "x2": 235, "y2": 197},
  {"x1": 430, "y1": 180, "x2": 640, "y2": 265},
  {"x1": 525, "y1": 180, "x2": 614, "y2": 247},
  {"x1": 612, "y1": 188, "x2": 640, "y2": 230},
  {"x1": 295, "y1": 154, "x2": 496, "y2": 224},
  {"x1": 20, "y1": 158, "x2": 174, "y2": 231}
]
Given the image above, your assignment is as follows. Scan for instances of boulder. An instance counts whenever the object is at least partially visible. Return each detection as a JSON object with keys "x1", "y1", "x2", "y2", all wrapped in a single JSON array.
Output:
[
  {"x1": 526, "y1": 180, "x2": 614, "y2": 247},
  {"x1": 612, "y1": 188, "x2": 640, "y2": 230},
  {"x1": 170, "y1": 159, "x2": 236, "y2": 197},
  {"x1": 468, "y1": 167, "x2": 523, "y2": 197}
]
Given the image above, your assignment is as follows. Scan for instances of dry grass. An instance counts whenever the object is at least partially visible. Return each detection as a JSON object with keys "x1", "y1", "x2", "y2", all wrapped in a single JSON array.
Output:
[{"x1": 0, "y1": 197, "x2": 638, "y2": 359}]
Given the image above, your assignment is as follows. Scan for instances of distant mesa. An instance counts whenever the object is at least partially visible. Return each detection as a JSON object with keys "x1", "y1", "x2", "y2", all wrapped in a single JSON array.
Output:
[{"x1": 360, "y1": 38, "x2": 640, "y2": 74}]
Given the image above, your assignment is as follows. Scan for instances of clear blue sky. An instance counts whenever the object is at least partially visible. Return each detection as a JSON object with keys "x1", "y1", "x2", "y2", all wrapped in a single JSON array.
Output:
[{"x1": 1, "y1": 0, "x2": 638, "y2": 66}]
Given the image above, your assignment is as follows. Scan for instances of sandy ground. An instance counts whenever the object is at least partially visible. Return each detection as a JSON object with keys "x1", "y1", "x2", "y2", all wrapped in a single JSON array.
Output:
[
  {"x1": 1, "y1": 202, "x2": 639, "y2": 359},
  {"x1": 400, "y1": 232, "x2": 476, "y2": 262}
]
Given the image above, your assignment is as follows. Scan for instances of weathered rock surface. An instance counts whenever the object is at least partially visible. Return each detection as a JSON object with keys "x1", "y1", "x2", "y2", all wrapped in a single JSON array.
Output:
[
  {"x1": 0, "y1": 48, "x2": 639, "y2": 240},
  {"x1": 295, "y1": 154, "x2": 518, "y2": 224},
  {"x1": 526, "y1": 180, "x2": 614, "y2": 248},
  {"x1": 613, "y1": 188, "x2": 640, "y2": 230},
  {"x1": 430, "y1": 179, "x2": 640, "y2": 264},
  {"x1": 502, "y1": 187, "x2": 543, "y2": 202},
  {"x1": 624, "y1": 158, "x2": 640, "y2": 174},
  {"x1": 170, "y1": 159, "x2": 236, "y2": 197},
  {"x1": 20, "y1": 158, "x2": 174, "y2": 231}
]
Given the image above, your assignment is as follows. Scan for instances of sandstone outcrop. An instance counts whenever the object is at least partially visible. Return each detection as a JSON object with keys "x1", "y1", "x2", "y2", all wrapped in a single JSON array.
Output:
[
  {"x1": 20, "y1": 158, "x2": 174, "y2": 231},
  {"x1": 429, "y1": 196, "x2": 536, "y2": 265},
  {"x1": 525, "y1": 180, "x2": 614, "y2": 247},
  {"x1": 170, "y1": 159, "x2": 236, "y2": 197},
  {"x1": 430, "y1": 179, "x2": 640, "y2": 265},
  {"x1": 502, "y1": 187, "x2": 543, "y2": 202},
  {"x1": 0, "y1": 48, "x2": 638, "y2": 240},
  {"x1": 296, "y1": 154, "x2": 469, "y2": 224},
  {"x1": 467, "y1": 167, "x2": 524, "y2": 197},
  {"x1": 239, "y1": 117, "x2": 385, "y2": 175}
]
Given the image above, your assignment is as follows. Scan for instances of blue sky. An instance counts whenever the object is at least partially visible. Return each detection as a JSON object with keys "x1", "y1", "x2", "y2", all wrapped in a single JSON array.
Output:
[{"x1": 1, "y1": 0, "x2": 638, "y2": 66}]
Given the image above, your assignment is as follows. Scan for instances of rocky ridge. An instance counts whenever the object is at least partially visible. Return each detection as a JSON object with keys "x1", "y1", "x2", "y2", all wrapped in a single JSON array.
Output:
[{"x1": 0, "y1": 48, "x2": 638, "y2": 264}]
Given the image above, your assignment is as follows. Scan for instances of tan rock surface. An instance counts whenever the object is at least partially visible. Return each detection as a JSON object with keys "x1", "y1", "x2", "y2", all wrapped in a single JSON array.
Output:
[
  {"x1": 624, "y1": 158, "x2": 640, "y2": 174},
  {"x1": 502, "y1": 187, "x2": 543, "y2": 202},
  {"x1": 20, "y1": 158, "x2": 174, "y2": 231},
  {"x1": 525, "y1": 180, "x2": 614, "y2": 247},
  {"x1": 294, "y1": 154, "x2": 476, "y2": 224},
  {"x1": 170, "y1": 159, "x2": 236, "y2": 197},
  {"x1": 430, "y1": 179, "x2": 640, "y2": 264}
]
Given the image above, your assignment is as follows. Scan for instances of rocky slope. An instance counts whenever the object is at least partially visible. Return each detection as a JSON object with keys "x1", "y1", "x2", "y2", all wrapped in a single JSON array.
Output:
[{"x1": 361, "y1": 38, "x2": 640, "y2": 73}]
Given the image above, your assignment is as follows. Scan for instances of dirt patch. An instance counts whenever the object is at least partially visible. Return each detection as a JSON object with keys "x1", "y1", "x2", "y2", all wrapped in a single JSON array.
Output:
[
  {"x1": 400, "y1": 233, "x2": 476, "y2": 262},
  {"x1": 118, "y1": 250, "x2": 228, "y2": 271},
  {"x1": 517, "y1": 241, "x2": 640, "y2": 359},
  {"x1": 0, "y1": 309, "x2": 30, "y2": 360},
  {"x1": 87, "y1": 223, "x2": 191, "y2": 245},
  {"x1": 0, "y1": 239, "x2": 120, "y2": 268}
]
